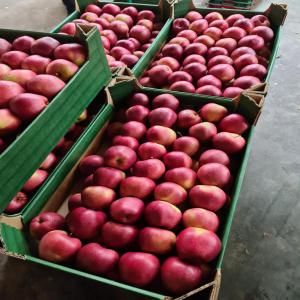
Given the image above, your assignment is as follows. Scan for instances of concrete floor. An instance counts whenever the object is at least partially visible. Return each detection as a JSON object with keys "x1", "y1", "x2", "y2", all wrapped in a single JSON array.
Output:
[{"x1": 0, "y1": 0, "x2": 299, "y2": 299}]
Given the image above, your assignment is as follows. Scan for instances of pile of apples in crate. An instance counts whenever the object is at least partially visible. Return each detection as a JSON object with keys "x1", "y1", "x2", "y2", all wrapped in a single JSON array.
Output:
[
  {"x1": 0, "y1": 34, "x2": 87, "y2": 153},
  {"x1": 4, "y1": 108, "x2": 89, "y2": 214},
  {"x1": 60, "y1": 3, "x2": 162, "y2": 68},
  {"x1": 140, "y1": 11, "x2": 274, "y2": 98},
  {"x1": 30, "y1": 92, "x2": 249, "y2": 295}
]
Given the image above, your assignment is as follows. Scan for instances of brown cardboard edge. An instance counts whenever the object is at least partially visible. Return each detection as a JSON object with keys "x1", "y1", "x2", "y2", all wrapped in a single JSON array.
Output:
[
  {"x1": 266, "y1": 3, "x2": 288, "y2": 26},
  {"x1": 0, "y1": 215, "x2": 23, "y2": 230}
]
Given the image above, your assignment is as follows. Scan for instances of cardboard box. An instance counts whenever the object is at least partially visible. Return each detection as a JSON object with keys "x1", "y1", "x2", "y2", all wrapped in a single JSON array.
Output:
[
  {"x1": 0, "y1": 80, "x2": 264, "y2": 299},
  {"x1": 0, "y1": 25, "x2": 112, "y2": 211}
]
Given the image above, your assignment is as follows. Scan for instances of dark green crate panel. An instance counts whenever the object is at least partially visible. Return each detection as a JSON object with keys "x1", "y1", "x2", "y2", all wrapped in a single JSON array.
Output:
[
  {"x1": 208, "y1": 0, "x2": 254, "y2": 10},
  {"x1": 0, "y1": 25, "x2": 111, "y2": 212},
  {"x1": 51, "y1": 0, "x2": 173, "y2": 77},
  {"x1": 0, "y1": 80, "x2": 263, "y2": 299},
  {"x1": 1, "y1": 92, "x2": 112, "y2": 220},
  {"x1": 133, "y1": 2, "x2": 286, "y2": 101}
]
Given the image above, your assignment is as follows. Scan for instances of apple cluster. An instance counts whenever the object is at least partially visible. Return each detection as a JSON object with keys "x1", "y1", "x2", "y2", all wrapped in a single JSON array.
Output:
[
  {"x1": 140, "y1": 11, "x2": 274, "y2": 98},
  {"x1": 0, "y1": 35, "x2": 87, "y2": 153},
  {"x1": 60, "y1": 4, "x2": 162, "y2": 68},
  {"x1": 4, "y1": 109, "x2": 89, "y2": 214},
  {"x1": 30, "y1": 92, "x2": 249, "y2": 295}
]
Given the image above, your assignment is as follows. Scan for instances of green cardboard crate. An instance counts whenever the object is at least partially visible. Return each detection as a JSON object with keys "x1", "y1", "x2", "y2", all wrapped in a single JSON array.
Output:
[
  {"x1": 0, "y1": 80, "x2": 264, "y2": 299},
  {"x1": 51, "y1": 0, "x2": 174, "y2": 77},
  {"x1": 133, "y1": 2, "x2": 287, "y2": 100},
  {"x1": 0, "y1": 90, "x2": 113, "y2": 228},
  {"x1": 0, "y1": 25, "x2": 112, "y2": 212}
]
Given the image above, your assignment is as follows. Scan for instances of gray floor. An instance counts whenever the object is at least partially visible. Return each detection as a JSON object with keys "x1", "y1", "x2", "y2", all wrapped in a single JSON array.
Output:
[{"x1": 0, "y1": 0, "x2": 299, "y2": 299}]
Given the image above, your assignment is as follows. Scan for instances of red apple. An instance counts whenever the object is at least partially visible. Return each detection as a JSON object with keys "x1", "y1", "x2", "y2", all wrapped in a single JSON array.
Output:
[
  {"x1": 183, "y1": 208, "x2": 219, "y2": 232},
  {"x1": 251, "y1": 15, "x2": 270, "y2": 27},
  {"x1": 154, "y1": 182, "x2": 187, "y2": 205},
  {"x1": 238, "y1": 35, "x2": 265, "y2": 51},
  {"x1": 240, "y1": 63, "x2": 267, "y2": 80},
  {"x1": 0, "y1": 80, "x2": 24, "y2": 107},
  {"x1": 30, "y1": 212, "x2": 65, "y2": 240},
  {"x1": 148, "y1": 65, "x2": 172, "y2": 87},
  {"x1": 0, "y1": 63, "x2": 11, "y2": 78},
  {"x1": 0, "y1": 38, "x2": 12, "y2": 56},
  {"x1": 60, "y1": 23, "x2": 76, "y2": 35},
  {"x1": 177, "y1": 29, "x2": 197, "y2": 42},
  {"x1": 22, "y1": 169, "x2": 48, "y2": 192},
  {"x1": 139, "y1": 227, "x2": 176, "y2": 255},
  {"x1": 54, "y1": 43, "x2": 86, "y2": 66},
  {"x1": 1, "y1": 50, "x2": 28, "y2": 69},
  {"x1": 165, "y1": 167, "x2": 197, "y2": 190},
  {"x1": 68, "y1": 193, "x2": 82, "y2": 211},
  {"x1": 2, "y1": 69, "x2": 36, "y2": 88},
  {"x1": 163, "y1": 151, "x2": 192, "y2": 169},
  {"x1": 226, "y1": 14, "x2": 244, "y2": 27},
  {"x1": 213, "y1": 132, "x2": 246, "y2": 154},
  {"x1": 219, "y1": 113, "x2": 249, "y2": 134},
  {"x1": 81, "y1": 12, "x2": 98, "y2": 22},
  {"x1": 199, "y1": 149, "x2": 229, "y2": 167},
  {"x1": 233, "y1": 76, "x2": 261, "y2": 89},
  {"x1": 110, "y1": 20, "x2": 129, "y2": 38},
  {"x1": 46, "y1": 59, "x2": 78, "y2": 82},
  {"x1": 79, "y1": 155, "x2": 104, "y2": 175},
  {"x1": 145, "y1": 200, "x2": 181, "y2": 229},
  {"x1": 85, "y1": 4, "x2": 102, "y2": 15},
  {"x1": 125, "y1": 105, "x2": 149, "y2": 123},
  {"x1": 169, "y1": 71, "x2": 193, "y2": 85},
  {"x1": 112, "y1": 135, "x2": 139, "y2": 151},
  {"x1": 189, "y1": 122, "x2": 217, "y2": 143},
  {"x1": 39, "y1": 230, "x2": 81, "y2": 263},
  {"x1": 13, "y1": 36, "x2": 35, "y2": 53},
  {"x1": 209, "y1": 19, "x2": 229, "y2": 31},
  {"x1": 122, "y1": 121, "x2": 147, "y2": 139},
  {"x1": 169, "y1": 37, "x2": 190, "y2": 49},
  {"x1": 119, "y1": 252, "x2": 160, "y2": 287},
  {"x1": 161, "y1": 256, "x2": 202, "y2": 295},
  {"x1": 189, "y1": 19, "x2": 208, "y2": 34},
  {"x1": 137, "y1": 10, "x2": 155, "y2": 21},
  {"x1": 231, "y1": 46, "x2": 256, "y2": 60},
  {"x1": 176, "y1": 227, "x2": 221, "y2": 262},
  {"x1": 183, "y1": 62, "x2": 207, "y2": 81},
  {"x1": 184, "y1": 43, "x2": 207, "y2": 57},
  {"x1": 40, "y1": 152, "x2": 57, "y2": 170},
  {"x1": 205, "y1": 12, "x2": 223, "y2": 24},
  {"x1": 183, "y1": 54, "x2": 206, "y2": 66},
  {"x1": 203, "y1": 27, "x2": 222, "y2": 41},
  {"x1": 148, "y1": 107, "x2": 177, "y2": 128},
  {"x1": 76, "y1": 243, "x2": 119, "y2": 274},
  {"x1": 67, "y1": 207, "x2": 106, "y2": 239},
  {"x1": 177, "y1": 109, "x2": 201, "y2": 129},
  {"x1": 152, "y1": 93, "x2": 179, "y2": 111},
  {"x1": 132, "y1": 159, "x2": 165, "y2": 180},
  {"x1": 223, "y1": 87, "x2": 243, "y2": 98},
  {"x1": 31, "y1": 37, "x2": 60, "y2": 57},
  {"x1": 194, "y1": 35, "x2": 215, "y2": 47},
  {"x1": 101, "y1": 221, "x2": 138, "y2": 249},
  {"x1": 172, "y1": 18, "x2": 190, "y2": 34},
  {"x1": 196, "y1": 85, "x2": 222, "y2": 96},
  {"x1": 162, "y1": 44, "x2": 183, "y2": 60},
  {"x1": 207, "y1": 47, "x2": 228, "y2": 60},
  {"x1": 138, "y1": 142, "x2": 167, "y2": 160},
  {"x1": 0, "y1": 108, "x2": 21, "y2": 136},
  {"x1": 120, "y1": 176, "x2": 155, "y2": 199},
  {"x1": 21, "y1": 54, "x2": 51, "y2": 74},
  {"x1": 185, "y1": 11, "x2": 203, "y2": 22},
  {"x1": 157, "y1": 56, "x2": 180, "y2": 71},
  {"x1": 189, "y1": 184, "x2": 226, "y2": 211},
  {"x1": 234, "y1": 53, "x2": 258, "y2": 71},
  {"x1": 223, "y1": 27, "x2": 247, "y2": 41},
  {"x1": 173, "y1": 136, "x2": 200, "y2": 156},
  {"x1": 100, "y1": 13, "x2": 114, "y2": 23},
  {"x1": 121, "y1": 6, "x2": 138, "y2": 18},
  {"x1": 215, "y1": 37, "x2": 237, "y2": 53},
  {"x1": 115, "y1": 13, "x2": 134, "y2": 28},
  {"x1": 102, "y1": 3, "x2": 121, "y2": 15},
  {"x1": 129, "y1": 25, "x2": 151, "y2": 44},
  {"x1": 197, "y1": 75, "x2": 222, "y2": 89},
  {"x1": 146, "y1": 125, "x2": 176, "y2": 146},
  {"x1": 120, "y1": 54, "x2": 139, "y2": 67},
  {"x1": 93, "y1": 166, "x2": 125, "y2": 188},
  {"x1": 129, "y1": 92, "x2": 149, "y2": 106},
  {"x1": 4, "y1": 192, "x2": 28, "y2": 214},
  {"x1": 110, "y1": 197, "x2": 144, "y2": 224}
]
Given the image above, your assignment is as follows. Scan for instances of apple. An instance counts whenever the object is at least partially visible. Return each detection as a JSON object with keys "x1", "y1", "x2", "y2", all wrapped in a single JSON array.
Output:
[
  {"x1": 189, "y1": 19, "x2": 208, "y2": 34},
  {"x1": 21, "y1": 54, "x2": 51, "y2": 74},
  {"x1": 81, "y1": 186, "x2": 115, "y2": 210},
  {"x1": 40, "y1": 152, "x2": 57, "y2": 170},
  {"x1": 238, "y1": 35, "x2": 265, "y2": 51},
  {"x1": 100, "y1": 13, "x2": 114, "y2": 23},
  {"x1": 176, "y1": 227, "x2": 221, "y2": 262},
  {"x1": 223, "y1": 27, "x2": 247, "y2": 41},
  {"x1": 121, "y1": 6, "x2": 138, "y2": 18},
  {"x1": 226, "y1": 14, "x2": 244, "y2": 26},
  {"x1": 22, "y1": 169, "x2": 48, "y2": 192},
  {"x1": 177, "y1": 29, "x2": 197, "y2": 42},
  {"x1": 200, "y1": 103, "x2": 228, "y2": 122},
  {"x1": 154, "y1": 182, "x2": 187, "y2": 205},
  {"x1": 104, "y1": 145, "x2": 137, "y2": 170},
  {"x1": 231, "y1": 46, "x2": 256, "y2": 60},
  {"x1": 152, "y1": 93, "x2": 179, "y2": 111},
  {"x1": 46, "y1": 59, "x2": 78, "y2": 82},
  {"x1": 219, "y1": 113, "x2": 249, "y2": 134},
  {"x1": 148, "y1": 65, "x2": 172, "y2": 87},
  {"x1": 177, "y1": 109, "x2": 201, "y2": 129},
  {"x1": 110, "y1": 20, "x2": 129, "y2": 38},
  {"x1": 0, "y1": 38, "x2": 12, "y2": 56},
  {"x1": 183, "y1": 62, "x2": 207, "y2": 81},
  {"x1": 197, "y1": 162, "x2": 230, "y2": 188},
  {"x1": 251, "y1": 15, "x2": 270, "y2": 27},
  {"x1": 39, "y1": 230, "x2": 81, "y2": 263},
  {"x1": 183, "y1": 208, "x2": 219, "y2": 232},
  {"x1": 68, "y1": 193, "x2": 82, "y2": 211},
  {"x1": 240, "y1": 63, "x2": 267, "y2": 80},
  {"x1": 119, "y1": 252, "x2": 160, "y2": 287},
  {"x1": 79, "y1": 155, "x2": 104, "y2": 175},
  {"x1": 199, "y1": 149, "x2": 229, "y2": 167},
  {"x1": 0, "y1": 108, "x2": 21, "y2": 136},
  {"x1": 4, "y1": 192, "x2": 28, "y2": 214},
  {"x1": 194, "y1": 35, "x2": 215, "y2": 47},
  {"x1": 110, "y1": 46, "x2": 130, "y2": 60},
  {"x1": 122, "y1": 121, "x2": 147, "y2": 139},
  {"x1": 139, "y1": 227, "x2": 176, "y2": 255},
  {"x1": 169, "y1": 71, "x2": 193, "y2": 85},
  {"x1": 125, "y1": 105, "x2": 149, "y2": 123},
  {"x1": 183, "y1": 54, "x2": 206, "y2": 66},
  {"x1": 132, "y1": 159, "x2": 165, "y2": 180},
  {"x1": 203, "y1": 27, "x2": 222, "y2": 41},
  {"x1": 101, "y1": 221, "x2": 138, "y2": 251},
  {"x1": 29, "y1": 212, "x2": 65, "y2": 240},
  {"x1": 102, "y1": 3, "x2": 121, "y2": 15},
  {"x1": 181, "y1": 10, "x2": 200, "y2": 21},
  {"x1": 207, "y1": 47, "x2": 228, "y2": 60},
  {"x1": 196, "y1": 85, "x2": 222, "y2": 96},
  {"x1": 115, "y1": 39, "x2": 134, "y2": 52},
  {"x1": 13, "y1": 36, "x2": 35, "y2": 53},
  {"x1": 113, "y1": 135, "x2": 139, "y2": 151},
  {"x1": 223, "y1": 87, "x2": 243, "y2": 98},
  {"x1": 146, "y1": 125, "x2": 176, "y2": 146},
  {"x1": 120, "y1": 176, "x2": 155, "y2": 199},
  {"x1": 0, "y1": 63, "x2": 11, "y2": 78},
  {"x1": 76, "y1": 242, "x2": 119, "y2": 275},
  {"x1": 67, "y1": 207, "x2": 106, "y2": 239},
  {"x1": 129, "y1": 25, "x2": 151, "y2": 44},
  {"x1": 110, "y1": 197, "x2": 144, "y2": 224},
  {"x1": 59, "y1": 23, "x2": 76, "y2": 35},
  {"x1": 205, "y1": 12, "x2": 223, "y2": 23},
  {"x1": 138, "y1": 142, "x2": 167, "y2": 160},
  {"x1": 148, "y1": 107, "x2": 177, "y2": 128},
  {"x1": 54, "y1": 43, "x2": 86, "y2": 66},
  {"x1": 133, "y1": 51, "x2": 144, "y2": 58},
  {"x1": 213, "y1": 132, "x2": 246, "y2": 154},
  {"x1": 9, "y1": 93, "x2": 48, "y2": 121},
  {"x1": 164, "y1": 167, "x2": 197, "y2": 190},
  {"x1": 80, "y1": 12, "x2": 98, "y2": 22},
  {"x1": 0, "y1": 80, "x2": 24, "y2": 107},
  {"x1": 173, "y1": 136, "x2": 200, "y2": 156},
  {"x1": 115, "y1": 13, "x2": 134, "y2": 28},
  {"x1": 197, "y1": 75, "x2": 222, "y2": 89},
  {"x1": 189, "y1": 122, "x2": 217, "y2": 143},
  {"x1": 234, "y1": 53, "x2": 258, "y2": 71},
  {"x1": 31, "y1": 37, "x2": 60, "y2": 57},
  {"x1": 163, "y1": 151, "x2": 192, "y2": 169},
  {"x1": 162, "y1": 44, "x2": 183, "y2": 60},
  {"x1": 172, "y1": 18, "x2": 190, "y2": 34},
  {"x1": 1, "y1": 50, "x2": 28, "y2": 69},
  {"x1": 161, "y1": 256, "x2": 202, "y2": 295},
  {"x1": 85, "y1": 4, "x2": 102, "y2": 15},
  {"x1": 209, "y1": 19, "x2": 229, "y2": 31},
  {"x1": 169, "y1": 37, "x2": 190, "y2": 49},
  {"x1": 215, "y1": 37, "x2": 237, "y2": 53},
  {"x1": 120, "y1": 54, "x2": 139, "y2": 68},
  {"x1": 2, "y1": 69, "x2": 37, "y2": 88},
  {"x1": 233, "y1": 76, "x2": 261, "y2": 89},
  {"x1": 129, "y1": 92, "x2": 149, "y2": 107},
  {"x1": 184, "y1": 43, "x2": 207, "y2": 56},
  {"x1": 207, "y1": 55, "x2": 233, "y2": 69}
]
